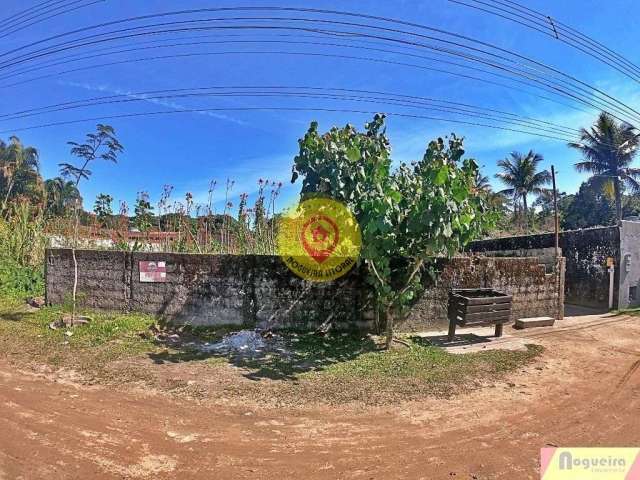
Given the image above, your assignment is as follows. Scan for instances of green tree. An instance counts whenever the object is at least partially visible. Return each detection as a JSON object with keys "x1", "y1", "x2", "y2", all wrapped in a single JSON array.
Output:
[
  {"x1": 495, "y1": 150, "x2": 550, "y2": 232},
  {"x1": 133, "y1": 191, "x2": 153, "y2": 232},
  {"x1": 0, "y1": 136, "x2": 40, "y2": 215},
  {"x1": 561, "y1": 179, "x2": 615, "y2": 230},
  {"x1": 44, "y1": 177, "x2": 81, "y2": 217},
  {"x1": 474, "y1": 169, "x2": 492, "y2": 194},
  {"x1": 292, "y1": 116, "x2": 492, "y2": 347},
  {"x1": 569, "y1": 112, "x2": 640, "y2": 224},
  {"x1": 93, "y1": 193, "x2": 113, "y2": 227},
  {"x1": 60, "y1": 124, "x2": 123, "y2": 320}
]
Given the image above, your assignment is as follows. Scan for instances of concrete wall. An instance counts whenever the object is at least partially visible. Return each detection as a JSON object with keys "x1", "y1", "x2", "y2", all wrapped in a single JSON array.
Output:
[
  {"x1": 469, "y1": 226, "x2": 618, "y2": 308},
  {"x1": 402, "y1": 256, "x2": 564, "y2": 330},
  {"x1": 46, "y1": 249, "x2": 564, "y2": 331},
  {"x1": 46, "y1": 249, "x2": 369, "y2": 331},
  {"x1": 618, "y1": 221, "x2": 640, "y2": 309}
]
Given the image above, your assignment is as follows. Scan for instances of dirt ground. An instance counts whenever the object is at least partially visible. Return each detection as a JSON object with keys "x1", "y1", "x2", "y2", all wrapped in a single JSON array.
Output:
[{"x1": 1, "y1": 313, "x2": 639, "y2": 480}]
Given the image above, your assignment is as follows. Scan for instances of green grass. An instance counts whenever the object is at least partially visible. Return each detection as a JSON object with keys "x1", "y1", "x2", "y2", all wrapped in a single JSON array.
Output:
[
  {"x1": 0, "y1": 296, "x2": 158, "y2": 366},
  {"x1": 323, "y1": 340, "x2": 542, "y2": 379},
  {"x1": 0, "y1": 295, "x2": 544, "y2": 405}
]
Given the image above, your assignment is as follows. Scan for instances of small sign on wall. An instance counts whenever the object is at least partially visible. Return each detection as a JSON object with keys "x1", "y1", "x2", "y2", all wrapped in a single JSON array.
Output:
[{"x1": 139, "y1": 261, "x2": 167, "y2": 282}]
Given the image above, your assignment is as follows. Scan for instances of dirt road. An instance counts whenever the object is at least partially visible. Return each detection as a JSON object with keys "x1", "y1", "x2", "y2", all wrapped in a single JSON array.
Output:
[{"x1": 1, "y1": 313, "x2": 639, "y2": 479}]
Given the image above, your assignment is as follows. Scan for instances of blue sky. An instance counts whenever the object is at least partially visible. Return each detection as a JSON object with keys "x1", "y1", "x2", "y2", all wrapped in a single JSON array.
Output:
[{"x1": 2, "y1": 0, "x2": 639, "y2": 214}]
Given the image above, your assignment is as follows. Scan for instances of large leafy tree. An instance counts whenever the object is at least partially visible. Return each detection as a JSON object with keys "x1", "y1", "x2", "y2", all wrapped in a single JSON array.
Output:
[
  {"x1": 561, "y1": 179, "x2": 614, "y2": 229},
  {"x1": 292, "y1": 115, "x2": 492, "y2": 347},
  {"x1": 44, "y1": 177, "x2": 81, "y2": 217},
  {"x1": 568, "y1": 112, "x2": 640, "y2": 224},
  {"x1": 0, "y1": 136, "x2": 41, "y2": 215},
  {"x1": 495, "y1": 150, "x2": 550, "y2": 232}
]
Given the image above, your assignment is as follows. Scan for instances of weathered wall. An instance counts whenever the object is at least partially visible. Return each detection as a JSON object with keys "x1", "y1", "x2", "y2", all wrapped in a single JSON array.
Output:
[
  {"x1": 46, "y1": 249, "x2": 369, "y2": 331},
  {"x1": 46, "y1": 249, "x2": 564, "y2": 331},
  {"x1": 618, "y1": 221, "x2": 640, "y2": 309},
  {"x1": 469, "y1": 226, "x2": 618, "y2": 308},
  {"x1": 401, "y1": 256, "x2": 564, "y2": 330}
]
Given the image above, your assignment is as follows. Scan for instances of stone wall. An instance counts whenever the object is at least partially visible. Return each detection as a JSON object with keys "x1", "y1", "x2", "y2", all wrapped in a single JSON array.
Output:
[
  {"x1": 46, "y1": 249, "x2": 369, "y2": 331},
  {"x1": 469, "y1": 226, "x2": 618, "y2": 308},
  {"x1": 401, "y1": 256, "x2": 564, "y2": 330},
  {"x1": 46, "y1": 249, "x2": 564, "y2": 331}
]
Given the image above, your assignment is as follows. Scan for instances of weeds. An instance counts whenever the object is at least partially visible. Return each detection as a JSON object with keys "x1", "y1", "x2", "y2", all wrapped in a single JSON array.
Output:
[{"x1": 0, "y1": 202, "x2": 45, "y2": 299}]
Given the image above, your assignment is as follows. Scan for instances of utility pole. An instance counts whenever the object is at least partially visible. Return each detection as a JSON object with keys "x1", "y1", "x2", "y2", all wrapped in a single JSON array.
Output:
[
  {"x1": 551, "y1": 165, "x2": 563, "y2": 320},
  {"x1": 551, "y1": 166, "x2": 559, "y2": 257}
]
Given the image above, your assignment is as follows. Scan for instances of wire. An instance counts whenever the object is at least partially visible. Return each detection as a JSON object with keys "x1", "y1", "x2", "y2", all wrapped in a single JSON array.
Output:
[
  {"x1": 0, "y1": 9, "x2": 637, "y2": 125},
  {"x1": 0, "y1": 86, "x2": 581, "y2": 136},
  {"x1": 495, "y1": 0, "x2": 640, "y2": 76},
  {"x1": 0, "y1": 105, "x2": 578, "y2": 143},
  {"x1": 0, "y1": 33, "x2": 613, "y2": 116},
  {"x1": 0, "y1": 19, "x2": 637, "y2": 126},
  {"x1": 450, "y1": 0, "x2": 640, "y2": 84},
  {"x1": 0, "y1": 45, "x2": 604, "y2": 121},
  {"x1": 0, "y1": 0, "x2": 66, "y2": 25},
  {"x1": 0, "y1": 0, "x2": 106, "y2": 40},
  {"x1": 457, "y1": 0, "x2": 640, "y2": 81}
]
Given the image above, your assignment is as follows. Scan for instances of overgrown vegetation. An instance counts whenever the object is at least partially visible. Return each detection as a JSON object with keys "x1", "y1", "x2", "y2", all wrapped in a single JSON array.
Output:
[
  {"x1": 0, "y1": 202, "x2": 45, "y2": 299},
  {"x1": 0, "y1": 294, "x2": 543, "y2": 405}
]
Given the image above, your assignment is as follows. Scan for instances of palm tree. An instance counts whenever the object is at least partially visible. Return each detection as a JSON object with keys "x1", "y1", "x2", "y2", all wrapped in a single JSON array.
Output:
[
  {"x1": 495, "y1": 150, "x2": 551, "y2": 231},
  {"x1": 0, "y1": 136, "x2": 40, "y2": 214},
  {"x1": 44, "y1": 177, "x2": 81, "y2": 217},
  {"x1": 474, "y1": 169, "x2": 492, "y2": 194},
  {"x1": 568, "y1": 112, "x2": 640, "y2": 224}
]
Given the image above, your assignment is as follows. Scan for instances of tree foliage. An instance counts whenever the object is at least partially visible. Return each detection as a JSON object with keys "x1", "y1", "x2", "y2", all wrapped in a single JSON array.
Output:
[
  {"x1": 0, "y1": 136, "x2": 41, "y2": 215},
  {"x1": 93, "y1": 193, "x2": 114, "y2": 227},
  {"x1": 569, "y1": 112, "x2": 640, "y2": 223},
  {"x1": 133, "y1": 191, "x2": 153, "y2": 232},
  {"x1": 292, "y1": 115, "x2": 493, "y2": 346},
  {"x1": 495, "y1": 150, "x2": 550, "y2": 231},
  {"x1": 61, "y1": 124, "x2": 123, "y2": 320}
]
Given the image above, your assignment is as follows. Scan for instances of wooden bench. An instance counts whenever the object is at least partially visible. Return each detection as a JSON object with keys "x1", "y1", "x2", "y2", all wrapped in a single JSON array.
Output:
[{"x1": 447, "y1": 289, "x2": 513, "y2": 341}]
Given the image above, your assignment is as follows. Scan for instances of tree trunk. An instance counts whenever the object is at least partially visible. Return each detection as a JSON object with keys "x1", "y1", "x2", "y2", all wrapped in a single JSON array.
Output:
[
  {"x1": 1, "y1": 177, "x2": 15, "y2": 215},
  {"x1": 522, "y1": 193, "x2": 529, "y2": 233},
  {"x1": 71, "y1": 198, "x2": 81, "y2": 320},
  {"x1": 385, "y1": 306, "x2": 394, "y2": 349},
  {"x1": 614, "y1": 178, "x2": 623, "y2": 225}
]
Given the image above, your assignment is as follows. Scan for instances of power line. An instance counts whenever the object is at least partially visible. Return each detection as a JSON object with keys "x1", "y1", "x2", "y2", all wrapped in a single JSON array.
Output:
[
  {"x1": 0, "y1": 45, "x2": 606, "y2": 121},
  {"x1": 0, "y1": 19, "x2": 637, "y2": 126},
  {"x1": 0, "y1": 85, "x2": 582, "y2": 136},
  {"x1": 0, "y1": 0, "x2": 106, "y2": 40},
  {"x1": 0, "y1": 0, "x2": 66, "y2": 25},
  {"x1": 0, "y1": 9, "x2": 637, "y2": 125},
  {"x1": 0, "y1": 33, "x2": 610, "y2": 115},
  {"x1": 494, "y1": 0, "x2": 640, "y2": 76},
  {"x1": 450, "y1": 0, "x2": 640, "y2": 84},
  {"x1": 455, "y1": 0, "x2": 640, "y2": 81},
  {"x1": 0, "y1": 105, "x2": 578, "y2": 143}
]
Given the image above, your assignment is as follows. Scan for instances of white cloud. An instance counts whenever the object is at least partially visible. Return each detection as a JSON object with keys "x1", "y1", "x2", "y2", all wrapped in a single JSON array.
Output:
[{"x1": 59, "y1": 80, "x2": 248, "y2": 126}]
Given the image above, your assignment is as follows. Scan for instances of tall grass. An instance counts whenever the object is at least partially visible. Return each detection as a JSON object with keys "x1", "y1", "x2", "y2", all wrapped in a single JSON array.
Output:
[{"x1": 0, "y1": 201, "x2": 46, "y2": 298}]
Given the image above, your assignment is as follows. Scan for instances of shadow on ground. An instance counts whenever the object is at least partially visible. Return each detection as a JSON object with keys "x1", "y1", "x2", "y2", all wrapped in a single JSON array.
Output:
[
  {"x1": 0, "y1": 309, "x2": 37, "y2": 322},
  {"x1": 412, "y1": 334, "x2": 493, "y2": 348},
  {"x1": 148, "y1": 332, "x2": 380, "y2": 381}
]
